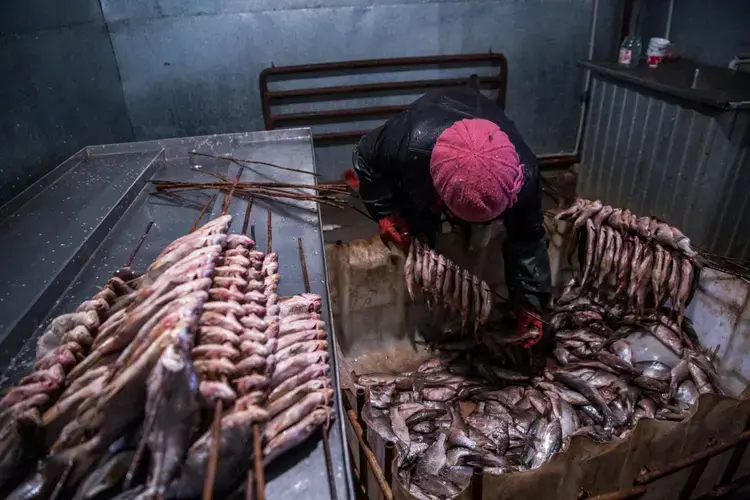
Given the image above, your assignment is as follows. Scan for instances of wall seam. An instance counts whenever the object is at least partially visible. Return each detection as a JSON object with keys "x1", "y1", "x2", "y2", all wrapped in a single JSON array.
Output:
[{"x1": 98, "y1": 0, "x2": 136, "y2": 141}]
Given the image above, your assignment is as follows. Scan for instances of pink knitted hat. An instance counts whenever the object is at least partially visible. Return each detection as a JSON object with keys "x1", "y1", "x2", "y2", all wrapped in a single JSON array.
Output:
[{"x1": 430, "y1": 118, "x2": 524, "y2": 222}]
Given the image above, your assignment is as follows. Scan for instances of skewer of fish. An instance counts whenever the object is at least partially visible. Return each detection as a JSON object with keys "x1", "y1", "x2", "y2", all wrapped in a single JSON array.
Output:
[
  {"x1": 89, "y1": 214, "x2": 228, "y2": 497},
  {"x1": 296, "y1": 236, "x2": 339, "y2": 500},
  {"x1": 189, "y1": 223, "x2": 257, "y2": 499},
  {"x1": 555, "y1": 198, "x2": 696, "y2": 257},
  {"x1": 260, "y1": 293, "x2": 334, "y2": 465},
  {"x1": 238, "y1": 211, "x2": 280, "y2": 500},
  {"x1": 555, "y1": 198, "x2": 698, "y2": 324},
  {"x1": 172, "y1": 206, "x2": 271, "y2": 499},
  {"x1": 404, "y1": 240, "x2": 493, "y2": 333},
  {"x1": 6, "y1": 217, "x2": 224, "y2": 497},
  {"x1": 233, "y1": 292, "x2": 335, "y2": 497}
]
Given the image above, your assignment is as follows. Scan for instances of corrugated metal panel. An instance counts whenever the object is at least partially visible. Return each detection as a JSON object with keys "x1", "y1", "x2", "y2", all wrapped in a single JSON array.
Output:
[{"x1": 579, "y1": 74, "x2": 750, "y2": 260}]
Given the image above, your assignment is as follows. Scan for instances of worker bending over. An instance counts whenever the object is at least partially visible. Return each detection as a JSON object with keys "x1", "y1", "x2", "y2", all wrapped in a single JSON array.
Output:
[{"x1": 349, "y1": 79, "x2": 552, "y2": 347}]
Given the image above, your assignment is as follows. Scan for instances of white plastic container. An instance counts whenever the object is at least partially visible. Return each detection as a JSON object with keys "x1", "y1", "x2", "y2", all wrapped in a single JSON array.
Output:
[{"x1": 647, "y1": 37, "x2": 671, "y2": 68}]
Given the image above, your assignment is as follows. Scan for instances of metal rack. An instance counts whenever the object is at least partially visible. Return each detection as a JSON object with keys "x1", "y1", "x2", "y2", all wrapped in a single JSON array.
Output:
[
  {"x1": 259, "y1": 53, "x2": 509, "y2": 145},
  {"x1": 0, "y1": 128, "x2": 354, "y2": 499},
  {"x1": 258, "y1": 52, "x2": 578, "y2": 171}
]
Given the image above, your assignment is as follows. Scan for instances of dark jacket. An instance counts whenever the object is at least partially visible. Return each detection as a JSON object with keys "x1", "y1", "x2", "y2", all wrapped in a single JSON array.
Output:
[{"x1": 353, "y1": 85, "x2": 551, "y2": 312}]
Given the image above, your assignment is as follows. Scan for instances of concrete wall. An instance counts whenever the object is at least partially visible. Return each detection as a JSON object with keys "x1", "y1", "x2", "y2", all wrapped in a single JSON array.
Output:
[
  {"x1": 1, "y1": 0, "x2": 622, "y2": 201},
  {"x1": 6, "y1": 1, "x2": 748, "y2": 203},
  {"x1": 101, "y1": 0, "x2": 622, "y2": 180},
  {"x1": 0, "y1": 1, "x2": 134, "y2": 207}
]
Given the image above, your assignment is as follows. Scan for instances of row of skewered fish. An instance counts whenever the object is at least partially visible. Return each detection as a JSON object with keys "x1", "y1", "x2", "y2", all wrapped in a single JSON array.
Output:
[
  {"x1": 555, "y1": 198, "x2": 698, "y2": 322},
  {"x1": 555, "y1": 198, "x2": 696, "y2": 257},
  {"x1": 0, "y1": 215, "x2": 335, "y2": 499},
  {"x1": 404, "y1": 240, "x2": 493, "y2": 333}
]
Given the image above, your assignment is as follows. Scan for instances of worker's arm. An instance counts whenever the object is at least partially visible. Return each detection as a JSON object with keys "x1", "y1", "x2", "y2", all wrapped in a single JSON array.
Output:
[
  {"x1": 352, "y1": 143, "x2": 398, "y2": 222},
  {"x1": 353, "y1": 123, "x2": 415, "y2": 247},
  {"x1": 353, "y1": 115, "x2": 413, "y2": 221},
  {"x1": 501, "y1": 170, "x2": 552, "y2": 314}
]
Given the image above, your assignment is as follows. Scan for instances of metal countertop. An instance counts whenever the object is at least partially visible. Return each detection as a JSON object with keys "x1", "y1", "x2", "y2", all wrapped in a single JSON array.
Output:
[
  {"x1": 0, "y1": 128, "x2": 353, "y2": 500},
  {"x1": 580, "y1": 59, "x2": 750, "y2": 110}
]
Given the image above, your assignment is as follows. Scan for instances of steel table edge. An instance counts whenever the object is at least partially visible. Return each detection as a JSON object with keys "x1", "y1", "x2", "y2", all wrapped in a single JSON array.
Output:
[
  {"x1": 0, "y1": 148, "x2": 89, "y2": 223},
  {"x1": 309, "y1": 128, "x2": 356, "y2": 500},
  {"x1": 0, "y1": 150, "x2": 165, "y2": 376}
]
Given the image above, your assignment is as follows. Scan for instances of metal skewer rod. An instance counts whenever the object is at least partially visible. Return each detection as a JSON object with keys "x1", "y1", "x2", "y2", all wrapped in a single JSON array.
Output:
[
  {"x1": 152, "y1": 180, "x2": 347, "y2": 192},
  {"x1": 247, "y1": 212, "x2": 273, "y2": 500},
  {"x1": 124, "y1": 221, "x2": 154, "y2": 268},
  {"x1": 417, "y1": 241, "x2": 553, "y2": 329},
  {"x1": 222, "y1": 168, "x2": 245, "y2": 215},
  {"x1": 345, "y1": 201, "x2": 377, "y2": 222},
  {"x1": 220, "y1": 191, "x2": 228, "y2": 215},
  {"x1": 250, "y1": 424, "x2": 265, "y2": 500},
  {"x1": 190, "y1": 168, "x2": 231, "y2": 183},
  {"x1": 298, "y1": 236, "x2": 338, "y2": 499},
  {"x1": 233, "y1": 157, "x2": 321, "y2": 177},
  {"x1": 266, "y1": 208, "x2": 272, "y2": 253},
  {"x1": 298, "y1": 237, "x2": 310, "y2": 292},
  {"x1": 189, "y1": 150, "x2": 321, "y2": 177},
  {"x1": 155, "y1": 184, "x2": 347, "y2": 210},
  {"x1": 49, "y1": 460, "x2": 74, "y2": 500},
  {"x1": 204, "y1": 205, "x2": 242, "y2": 499},
  {"x1": 242, "y1": 198, "x2": 254, "y2": 237},
  {"x1": 191, "y1": 193, "x2": 218, "y2": 232},
  {"x1": 203, "y1": 398, "x2": 225, "y2": 500}
]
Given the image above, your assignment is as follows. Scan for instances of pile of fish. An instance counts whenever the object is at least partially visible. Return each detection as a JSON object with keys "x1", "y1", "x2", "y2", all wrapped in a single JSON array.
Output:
[
  {"x1": 356, "y1": 203, "x2": 722, "y2": 500},
  {"x1": 0, "y1": 215, "x2": 334, "y2": 499},
  {"x1": 551, "y1": 278, "x2": 722, "y2": 411},
  {"x1": 356, "y1": 308, "x2": 722, "y2": 499},
  {"x1": 404, "y1": 240, "x2": 493, "y2": 333},
  {"x1": 555, "y1": 198, "x2": 697, "y2": 321}
]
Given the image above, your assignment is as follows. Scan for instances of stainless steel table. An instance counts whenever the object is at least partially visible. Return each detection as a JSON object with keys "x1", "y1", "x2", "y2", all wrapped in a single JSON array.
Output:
[{"x1": 0, "y1": 128, "x2": 353, "y2": 499}]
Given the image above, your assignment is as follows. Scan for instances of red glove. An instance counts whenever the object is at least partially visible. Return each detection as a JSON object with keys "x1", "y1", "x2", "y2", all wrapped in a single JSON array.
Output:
[
  {"x1": 343, "y1": 168, "x2": 360, "y2": 191},
  {"x1": 515, "y1": 306, "x2": 543, "y2": 348},
  {"x1": 378, "y1": 214, "x2": 411, "y2": 247}
]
